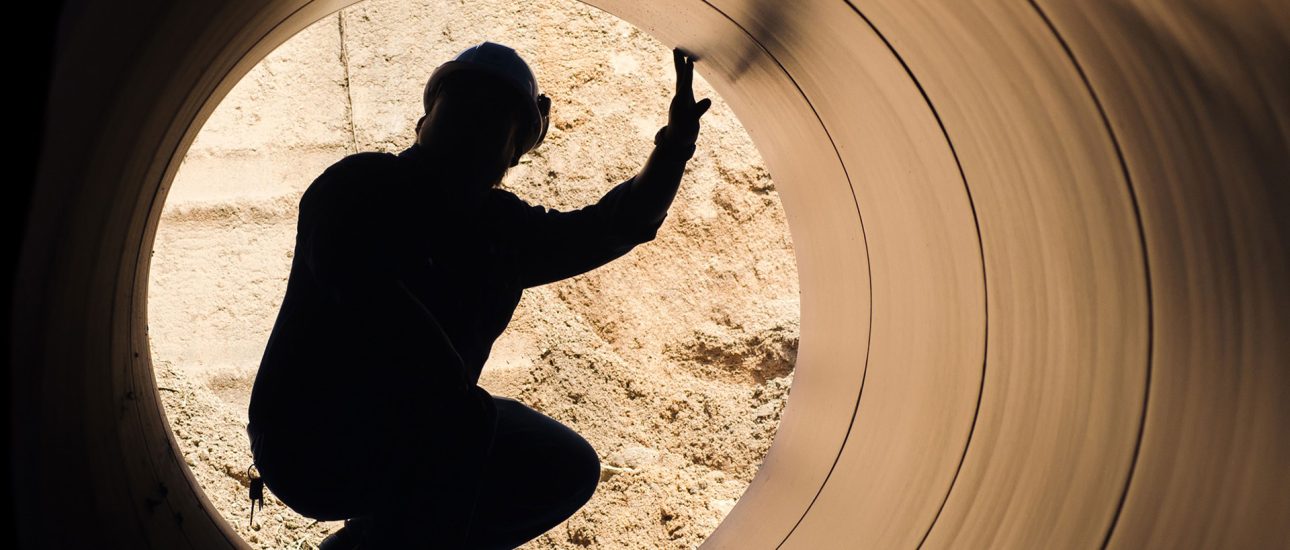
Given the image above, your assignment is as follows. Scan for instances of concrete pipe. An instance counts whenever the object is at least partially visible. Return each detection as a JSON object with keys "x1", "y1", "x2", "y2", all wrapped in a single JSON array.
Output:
[{"x1": 13, "y1": 0, "x2": 1288, "y2": 547}]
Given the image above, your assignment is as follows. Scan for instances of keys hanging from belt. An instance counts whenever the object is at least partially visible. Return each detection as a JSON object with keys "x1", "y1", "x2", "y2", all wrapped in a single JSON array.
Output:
[{"x1": 247, "y1": 464, "x2": 264, "y2": 528}]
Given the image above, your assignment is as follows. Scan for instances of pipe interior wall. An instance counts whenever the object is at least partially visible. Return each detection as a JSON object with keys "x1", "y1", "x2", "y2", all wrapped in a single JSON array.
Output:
[{"x1": 14, "y1": 0, "x2": 1287, "y2": 547}]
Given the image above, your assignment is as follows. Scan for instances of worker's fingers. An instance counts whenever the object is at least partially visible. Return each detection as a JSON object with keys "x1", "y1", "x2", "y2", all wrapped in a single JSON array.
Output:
[
  {"x1": 680, "y1": 100, "x2": 710, "y2": 132},
  {"x1": 674, "y1": 47, "x2": 698, "y2": 100},
  {"x1": 681, "y1": 54, "x2": 693, "y2": 90},
  {"x1": 695, "y1": 97, "x2": 712, "y2": 118},
  {"x1": 666, "y1": 47, "x2": 712, "y2": 145},
  {"x1": 673, "y1": 48, "x2": 685, "y2": 96}
]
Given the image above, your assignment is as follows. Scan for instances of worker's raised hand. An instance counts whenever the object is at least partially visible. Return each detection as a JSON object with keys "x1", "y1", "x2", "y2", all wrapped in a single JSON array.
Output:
[{"x1": 664, "y1": 48, "x2": 712, "y2": 147}]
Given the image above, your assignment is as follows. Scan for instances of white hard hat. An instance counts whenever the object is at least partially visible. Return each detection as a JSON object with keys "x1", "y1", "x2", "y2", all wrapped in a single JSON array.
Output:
[{"x1": 422, "y1": 41, "x2": 551, "y2": 159}]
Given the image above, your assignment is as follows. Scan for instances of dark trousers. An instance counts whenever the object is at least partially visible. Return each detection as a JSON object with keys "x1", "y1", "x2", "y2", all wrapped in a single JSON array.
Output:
[{"x1": 249, "y1": 391, "x2": 601, "y2": 549}]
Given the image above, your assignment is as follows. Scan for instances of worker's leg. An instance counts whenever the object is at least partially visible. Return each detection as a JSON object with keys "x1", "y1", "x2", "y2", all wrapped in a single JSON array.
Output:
[
  {"x1": 249, "y1": 377, "x2": 493, "y2": 535},
  {"x1": 360, "y1": 391, "x2": 600, "y2": 549},
  {"x1": 260, "y1": 384, "x2": 598, "y2": 549},
  {"x1": 460, "y1": 396, "x2": 602, "y2": 549},
  {"x1": 361, "y1": 384, "x2": 501, "y2": 549},
  {"x1": 249, "y1": 414, "x2": 381, "y2": 523}
]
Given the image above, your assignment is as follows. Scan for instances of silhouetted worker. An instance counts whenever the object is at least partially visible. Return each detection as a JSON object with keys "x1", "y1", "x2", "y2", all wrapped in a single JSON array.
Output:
[{"x1": 246, "y1": 41, "x2": 712, "y2": 549}]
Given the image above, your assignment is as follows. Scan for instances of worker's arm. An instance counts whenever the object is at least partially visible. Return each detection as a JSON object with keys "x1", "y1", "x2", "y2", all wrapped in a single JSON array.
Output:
[
  {"x1": 498, "y1": 48, "x2": 712, "y2": 289},
  {"x1": 621, "y1": 46, "x2": 711, "y2": 227},
  {"x1": 489, "y1": 181, "x2": 648, "y2": 289},
  {"x1": 297, "y1": 156, "x2": 472, "y2": 395},
  {"x1": 615, "y1": 125, "x2": 700, "y2": 229},
  {"x1": 494, "y1": 127, "x2": 696, "y2": 289}
]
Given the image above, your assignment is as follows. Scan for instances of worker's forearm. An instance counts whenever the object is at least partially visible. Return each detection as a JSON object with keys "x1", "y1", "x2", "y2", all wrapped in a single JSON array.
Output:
[
  {"x1": 622, "y1": 127, "x2": 695, "y2": 227},
  {"x1": 394, "y1": 277, "x2": 467, "y2": 378}
]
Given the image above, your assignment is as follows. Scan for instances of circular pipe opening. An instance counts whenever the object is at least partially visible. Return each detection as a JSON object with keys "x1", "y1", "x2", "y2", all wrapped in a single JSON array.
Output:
[{"x1": 147, "y1": 1, "x2": 801, "y2": 546}]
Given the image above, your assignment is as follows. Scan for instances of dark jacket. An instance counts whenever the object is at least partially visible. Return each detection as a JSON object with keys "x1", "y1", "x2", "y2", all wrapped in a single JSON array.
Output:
[{"x1": 247, "y1": 139, "x2": 682, "y2": 440}]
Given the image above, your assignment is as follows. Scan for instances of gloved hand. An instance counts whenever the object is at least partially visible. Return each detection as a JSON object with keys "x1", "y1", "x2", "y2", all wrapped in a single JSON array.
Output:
[{"x1": 662, "y1": 48, "x2": 713, "y2": 149}]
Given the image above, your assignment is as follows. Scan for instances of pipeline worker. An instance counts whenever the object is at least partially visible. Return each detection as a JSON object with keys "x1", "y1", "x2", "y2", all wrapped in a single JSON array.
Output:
[{"x1": 246, "y1": 41, "x2": 712, "y2": 549}]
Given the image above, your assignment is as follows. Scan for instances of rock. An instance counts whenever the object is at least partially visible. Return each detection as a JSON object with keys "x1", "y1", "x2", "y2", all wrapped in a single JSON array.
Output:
[{"x1": 607, "y1": 445, "x2": 660, "y2": 470}]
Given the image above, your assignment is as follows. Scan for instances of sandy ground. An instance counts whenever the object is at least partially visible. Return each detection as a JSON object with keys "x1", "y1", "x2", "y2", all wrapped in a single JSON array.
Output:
[{"x1": 147, "y1": 0, "x2": 799, "y2": 548}]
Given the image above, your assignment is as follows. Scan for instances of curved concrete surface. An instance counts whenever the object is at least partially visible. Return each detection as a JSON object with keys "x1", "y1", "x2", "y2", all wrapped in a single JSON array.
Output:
[{"x1": 13, "y1": 0, "x2": 1288, "y2": 547}]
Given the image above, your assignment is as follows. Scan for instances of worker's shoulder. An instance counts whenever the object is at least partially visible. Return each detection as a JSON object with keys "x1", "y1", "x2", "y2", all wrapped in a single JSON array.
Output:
[
  {"x1": 301, "y1": 151, "x2": 402, "y2": 202},
  {"x1": 487, "y1": 186, "x2": 525, "y2": 205},
  {"x1": 320, "y1": 151, "x2": 402, "y2": 181},
  {"x1": 484, "y1": 187, "x2": 546, "y2": 219}
]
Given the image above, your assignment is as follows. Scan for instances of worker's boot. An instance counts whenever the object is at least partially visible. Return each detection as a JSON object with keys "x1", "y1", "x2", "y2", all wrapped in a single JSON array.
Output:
[{"x1": 317, "y1": 516, "x2": 372, "y2": 550}]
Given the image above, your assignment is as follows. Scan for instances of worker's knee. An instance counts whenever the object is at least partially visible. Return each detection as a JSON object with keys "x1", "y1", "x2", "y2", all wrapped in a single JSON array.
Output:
[{"x1": 566, "y1": 433, "x2": 601, "y2": 505}]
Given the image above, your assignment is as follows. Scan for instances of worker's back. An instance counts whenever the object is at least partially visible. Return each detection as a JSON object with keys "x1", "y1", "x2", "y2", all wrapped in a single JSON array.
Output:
[
  {"x1": 247, "y1": 143, "x2": 658, "y2": 442},
  {"x1": 247, "y1": 150, "x2": 520, "y2": 439}
]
